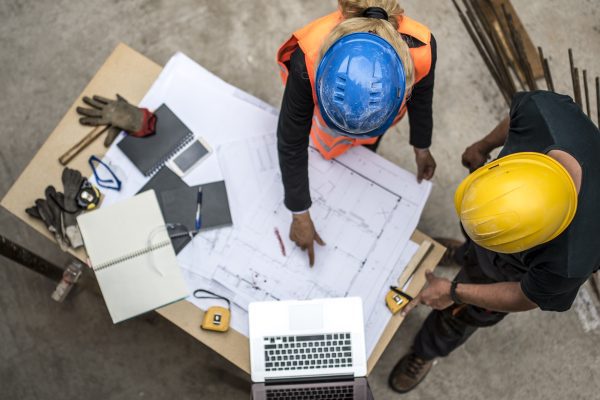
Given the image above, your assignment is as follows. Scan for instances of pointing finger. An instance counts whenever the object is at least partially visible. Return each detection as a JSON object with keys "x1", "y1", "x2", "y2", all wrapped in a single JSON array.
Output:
[
  {"x1": 308, "y1": 242, "x2": 315, "y2": 267},
  {"x1": 315, "y1": 232, "x2": 325, "y2": 246}
]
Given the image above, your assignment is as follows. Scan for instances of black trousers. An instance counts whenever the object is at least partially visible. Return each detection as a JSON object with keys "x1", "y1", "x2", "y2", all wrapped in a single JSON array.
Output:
[{"x1": 412, "y1": 241, "x2": 518, "y2": 360}]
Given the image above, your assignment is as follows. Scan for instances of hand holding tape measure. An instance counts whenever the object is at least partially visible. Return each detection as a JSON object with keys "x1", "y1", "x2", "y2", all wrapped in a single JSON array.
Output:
[{"x1": 385, "y1": 240, "x2": 433, "y2": 316}]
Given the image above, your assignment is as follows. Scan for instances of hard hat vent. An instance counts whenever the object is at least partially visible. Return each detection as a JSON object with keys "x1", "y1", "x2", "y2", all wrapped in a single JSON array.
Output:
[{"x1": 333, "y1": 74, "x2": 346, "y2": 104}]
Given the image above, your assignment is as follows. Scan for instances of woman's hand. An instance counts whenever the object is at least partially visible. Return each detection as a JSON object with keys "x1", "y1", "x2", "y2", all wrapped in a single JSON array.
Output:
[
  {"x1": 414, "y1": 147, "x2": 436, "y2": 183},
  {"x1": 289, "y1": 211, "x2": 325, "y2": 267}
]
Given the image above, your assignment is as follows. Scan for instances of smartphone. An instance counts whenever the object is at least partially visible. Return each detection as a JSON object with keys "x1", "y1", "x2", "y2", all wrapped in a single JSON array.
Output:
[{"x1": 167, "y1": 138, "x2": 212, "y2": 177}]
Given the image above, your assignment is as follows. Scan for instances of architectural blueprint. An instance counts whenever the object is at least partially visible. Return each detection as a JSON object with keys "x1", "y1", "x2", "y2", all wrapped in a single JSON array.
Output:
[{"x1": 179, "y1": 135, "x2": 431, "y2": 355}]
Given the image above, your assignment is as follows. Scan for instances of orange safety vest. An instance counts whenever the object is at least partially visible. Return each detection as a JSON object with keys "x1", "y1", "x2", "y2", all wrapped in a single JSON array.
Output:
[{"x1": 277, "y1": 11, "x2": 432, "y2": 160}]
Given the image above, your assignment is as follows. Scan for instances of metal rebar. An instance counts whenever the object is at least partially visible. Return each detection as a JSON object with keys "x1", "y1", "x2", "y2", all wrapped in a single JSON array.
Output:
[
  {"x1": 468, "y1": 0, "x2": 516, "y2": 96},
  {"x1": 583, "y1": 69, "x2": 591, "y2": 117},
  {"x1": 451, "y1": 0, "x2": 510, "y2": 104},
  {"x1": 493, "y1": 3, "x2": 526, "y2": 90},
  {"x1": 596, "y1": 77, "x2": 600, "y2": 127},
  {"x1": 569, "y1": 48, "x2": 582, "y2": 107},
  {"x1": 574, "y1": 67, "x2": 582, "y2": 109},
  {"x1": 503, "y1": 4, "x2": 537, "y2": 90},
  {"x1": 464, "y1": 6, "x2": 508, "y2": 95},
  {"x1": 537, "y1": 46, "x2": 553, "y2": 92},
  {"x1": 590, "y1": 274, "x2": 600, "y2": 303},
  {"x1": 543, "y1": 57, "x2": 554, "y2": 92}
]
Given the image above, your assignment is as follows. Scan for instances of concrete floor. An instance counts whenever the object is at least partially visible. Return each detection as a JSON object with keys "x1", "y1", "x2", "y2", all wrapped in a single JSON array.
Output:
[{"x1": 1, "y1": 0, "x2": 600, "y2": 399}]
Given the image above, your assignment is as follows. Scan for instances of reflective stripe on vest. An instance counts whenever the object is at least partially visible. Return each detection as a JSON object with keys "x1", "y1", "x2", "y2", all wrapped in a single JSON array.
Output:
[{"x1": 277, "y1": 11, "x2": 432, "y2": 159}]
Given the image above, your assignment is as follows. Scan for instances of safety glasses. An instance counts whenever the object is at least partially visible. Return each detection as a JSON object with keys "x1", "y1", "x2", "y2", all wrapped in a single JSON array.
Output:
[{"x1": 88, "y1": 155, "x2": 122, "y2": 191}]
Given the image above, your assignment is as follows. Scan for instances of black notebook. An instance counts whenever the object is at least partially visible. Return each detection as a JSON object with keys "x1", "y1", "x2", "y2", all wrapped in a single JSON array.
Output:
[
  {"x1": 137, "y1": 168, "x2": 233, "y2": 253},
  {"x1": 118, "y1": 104, "x2": 194, "y2": 176}
]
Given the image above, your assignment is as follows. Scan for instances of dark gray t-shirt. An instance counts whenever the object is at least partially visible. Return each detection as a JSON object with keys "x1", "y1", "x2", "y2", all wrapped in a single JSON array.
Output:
[{"x1": 472, "y1": 91, "x2": 600, "y2": 312}]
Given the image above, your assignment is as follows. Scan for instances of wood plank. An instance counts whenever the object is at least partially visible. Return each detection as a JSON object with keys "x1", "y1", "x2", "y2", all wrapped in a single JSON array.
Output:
[{"x1": 489, "y1": 0, "x2": 543, "y2": 79}]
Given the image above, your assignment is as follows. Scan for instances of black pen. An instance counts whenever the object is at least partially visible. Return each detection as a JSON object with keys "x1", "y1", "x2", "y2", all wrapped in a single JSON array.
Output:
[{"x1": 195, "y1": 187, "x2": 203, "y2": 230}]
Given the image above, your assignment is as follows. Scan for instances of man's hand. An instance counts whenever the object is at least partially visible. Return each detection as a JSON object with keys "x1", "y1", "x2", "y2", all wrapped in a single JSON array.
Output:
[
  {"x1": 414, "y1": 148, "x2": 436, "y2": 183},
  {"x1": 401, "y1": 271, "x2": 453, "y2": 316},
  {"x1": 461, "y1": 140, "x2": 491, "y2": 172},
  {"x1": 289, "y1": 211, "x2": 325, "y2": 267}
]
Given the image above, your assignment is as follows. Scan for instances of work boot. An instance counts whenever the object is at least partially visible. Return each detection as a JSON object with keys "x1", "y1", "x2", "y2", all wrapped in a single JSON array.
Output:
[
  {"x1": 388, "y1": 352, "x2": 434, "y2": 393},
  {"x1": 434, "y1": 237, "x2": 464, "y2": 266}
]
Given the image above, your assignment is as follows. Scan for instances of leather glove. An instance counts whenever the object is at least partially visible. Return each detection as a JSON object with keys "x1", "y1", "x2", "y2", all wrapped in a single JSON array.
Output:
[
  {"x1": 26, "y1": 186, "x2": 69, "y2": 251},
  {"x1": 76, "y1": 94, "x2": 156, "y2": 138},
  {"x1": 60, "y1": 168, "x2": 84, "y2": 248}
]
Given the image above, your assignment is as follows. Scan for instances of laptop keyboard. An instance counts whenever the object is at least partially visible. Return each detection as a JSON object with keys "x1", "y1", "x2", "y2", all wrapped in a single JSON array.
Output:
[
  {"x1": 265, "y1": 385, "x2": 353, "y2": 399},
  {"x1": 263, "y1": 333, "x2": 353, "y2": 372}
]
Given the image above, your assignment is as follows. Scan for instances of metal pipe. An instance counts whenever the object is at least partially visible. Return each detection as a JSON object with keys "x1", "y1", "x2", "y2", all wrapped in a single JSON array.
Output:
[{"x1": 0, "y1": 234, "x2": 64, "y2": 282}]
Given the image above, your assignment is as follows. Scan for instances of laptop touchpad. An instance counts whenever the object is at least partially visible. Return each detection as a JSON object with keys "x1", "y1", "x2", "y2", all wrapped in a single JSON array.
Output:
[{"x1": 289, "y1": 304, "x2": 324, "y2": 331}]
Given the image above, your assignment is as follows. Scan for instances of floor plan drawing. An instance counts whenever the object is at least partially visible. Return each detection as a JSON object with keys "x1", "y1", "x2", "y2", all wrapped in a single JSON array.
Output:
[{"x1": 178, "y1": 134, "x2": 431, "y2": 355}]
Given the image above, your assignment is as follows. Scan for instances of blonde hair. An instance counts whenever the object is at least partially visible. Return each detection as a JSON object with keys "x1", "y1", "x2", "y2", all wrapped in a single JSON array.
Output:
[{"x1": 320, "y1": 0, "x2": 414, "y2": 91}]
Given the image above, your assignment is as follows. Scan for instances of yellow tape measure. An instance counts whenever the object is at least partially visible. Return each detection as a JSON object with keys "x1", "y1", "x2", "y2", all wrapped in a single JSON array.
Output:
[
  {"x1": 193, "y1": 289, "x2": 231, "y2": 333},
  {"x1": 201, "y1": 306, "x2": 231, "y2": 332},
  {"x1": 385, "y1": 240, "x2": 433, "y2": 315},
  {"x1": 385, "y1": 286, "x2": 413, "y2": 314}
]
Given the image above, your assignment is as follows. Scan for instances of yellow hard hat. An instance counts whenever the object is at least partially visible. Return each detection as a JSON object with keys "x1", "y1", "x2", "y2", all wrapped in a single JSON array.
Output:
[{"x1": 454, "y1": 152, "x2": 577, "y2": 253}]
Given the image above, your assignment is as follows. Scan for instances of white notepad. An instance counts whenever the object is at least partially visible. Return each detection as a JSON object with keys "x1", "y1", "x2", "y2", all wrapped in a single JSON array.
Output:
[{"x1": 77, "y1": 190, "x2": 188, "y2": 323}]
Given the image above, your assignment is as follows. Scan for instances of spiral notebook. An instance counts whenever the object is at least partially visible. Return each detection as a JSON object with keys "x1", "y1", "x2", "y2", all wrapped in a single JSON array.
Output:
[
  {"x1": 77, "y1": 190, "x2": 189, "y2": 323},
  {"x1": 118, "y1": 104, "x2": 194, "y2": 176}
]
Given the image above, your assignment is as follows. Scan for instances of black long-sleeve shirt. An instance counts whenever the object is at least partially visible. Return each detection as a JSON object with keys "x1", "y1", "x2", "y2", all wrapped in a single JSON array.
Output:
[{"x1": 277, "y1": 34, "x2": 437, "y2": 212}]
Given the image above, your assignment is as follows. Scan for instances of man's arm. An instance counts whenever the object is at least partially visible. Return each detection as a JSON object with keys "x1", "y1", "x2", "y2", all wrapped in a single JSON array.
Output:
[
  {"x1": 455, "y1": 281, "x2": 538, "y2": 313},
  {"x1": 401, "y1": 272, "x2": 538, "y2": 316}
]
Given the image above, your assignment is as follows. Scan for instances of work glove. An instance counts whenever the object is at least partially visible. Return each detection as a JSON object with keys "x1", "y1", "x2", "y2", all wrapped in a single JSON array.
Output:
[
  {"x1": 60, "y1": 168, "x2": 84, "y2": 248},
  {"x1": 104, "y1": 126, "x2": 122, "y2": 147},
  {"x1": 76, "y1": 94, "x2": 156, "y2": 138},
  {"x1": 26, "y1": 186, "x2": 70, "y2": 251}
]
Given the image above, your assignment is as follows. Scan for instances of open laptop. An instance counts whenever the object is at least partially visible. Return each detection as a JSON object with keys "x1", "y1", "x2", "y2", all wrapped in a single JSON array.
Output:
[{"x1": 249, "y1": 297, "x2": 373, "y2": 400}]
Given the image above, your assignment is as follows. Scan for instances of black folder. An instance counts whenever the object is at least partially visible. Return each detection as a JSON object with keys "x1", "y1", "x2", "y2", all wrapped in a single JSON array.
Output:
[{"x1": 137, "y1": 168, "x2": 233, "y2": 253}]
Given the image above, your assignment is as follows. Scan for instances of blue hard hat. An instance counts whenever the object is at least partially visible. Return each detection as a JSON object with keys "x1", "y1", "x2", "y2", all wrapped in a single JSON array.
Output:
[{"x1": 315, "y1": 32, "x2": 406, "y2": 138}]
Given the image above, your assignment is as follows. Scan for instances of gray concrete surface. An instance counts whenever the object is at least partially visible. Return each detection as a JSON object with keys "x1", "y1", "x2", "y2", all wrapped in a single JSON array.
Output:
[{"x1": 1, "y1": 0, "x2": 599, "y2": 399}]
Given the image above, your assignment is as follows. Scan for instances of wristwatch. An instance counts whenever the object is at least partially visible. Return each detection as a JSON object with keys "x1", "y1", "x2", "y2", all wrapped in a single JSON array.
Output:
[{"x1": 450, "y1": 280, "x2": 463, "y2": 305}]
